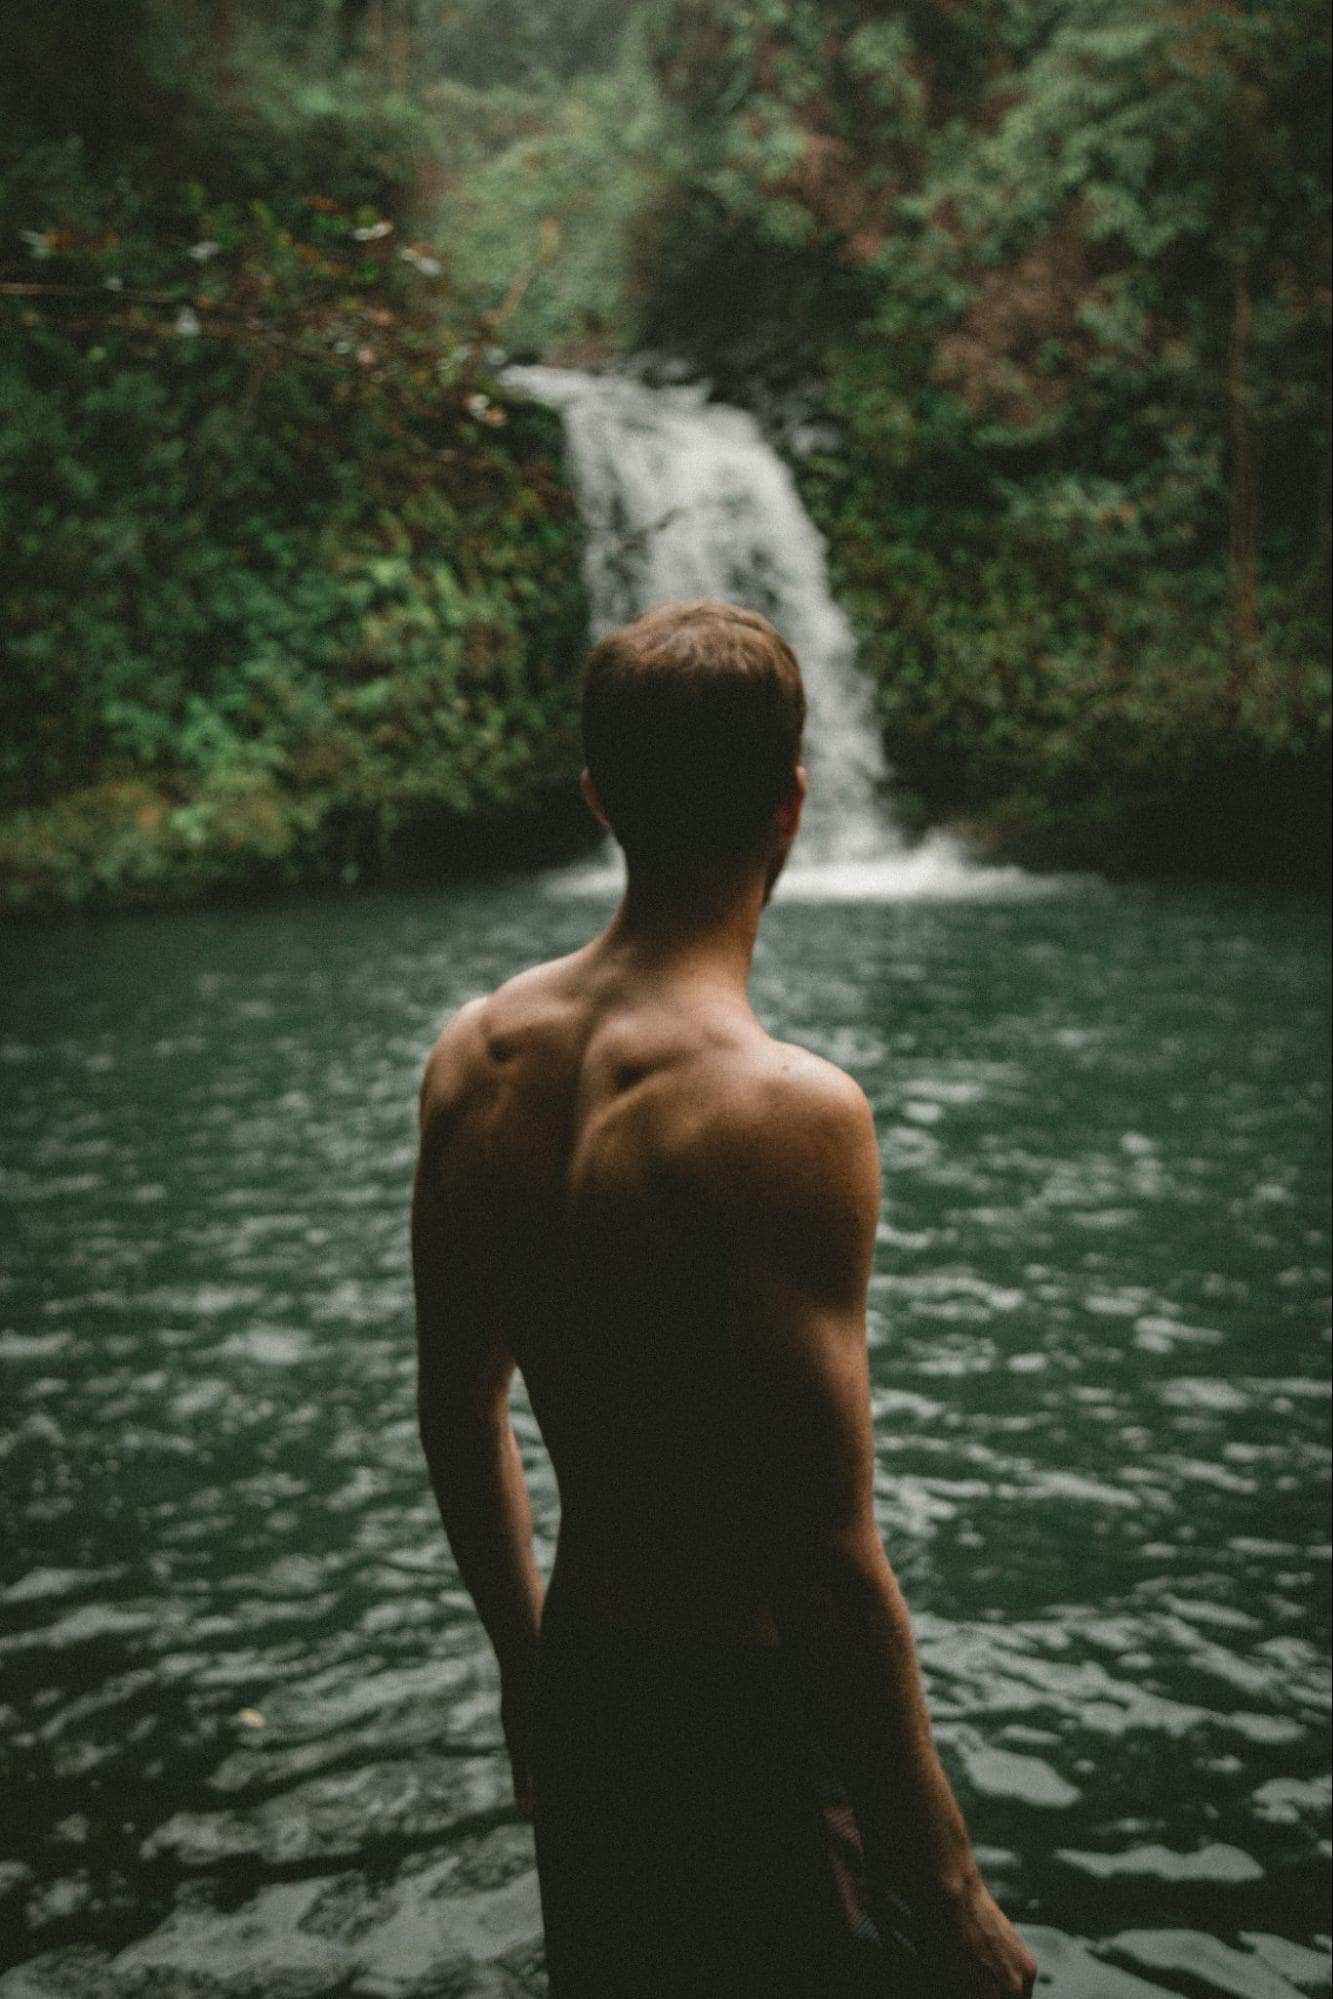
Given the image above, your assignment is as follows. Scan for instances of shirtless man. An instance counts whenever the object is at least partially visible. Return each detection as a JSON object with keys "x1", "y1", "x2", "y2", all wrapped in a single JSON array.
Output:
[{"x1": 412, "y1": 601, "x2": 1038, "y2": 1997}]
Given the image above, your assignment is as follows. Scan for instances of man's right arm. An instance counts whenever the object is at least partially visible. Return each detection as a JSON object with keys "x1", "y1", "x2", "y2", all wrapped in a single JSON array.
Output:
[{"x1": 721, "y1": 1055, "x2": 1037, "y2": 1998}]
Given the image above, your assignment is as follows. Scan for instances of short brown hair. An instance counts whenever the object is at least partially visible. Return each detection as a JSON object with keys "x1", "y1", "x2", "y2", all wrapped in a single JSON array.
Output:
[{"x1": 581, "y1": 601, "x2": 805, "y2": 877}]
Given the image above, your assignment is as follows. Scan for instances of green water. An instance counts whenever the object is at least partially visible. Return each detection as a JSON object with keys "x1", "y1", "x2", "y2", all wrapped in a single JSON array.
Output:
[{"x1": 0, "y1": 872, "x2": 1329, "y2": 1998}]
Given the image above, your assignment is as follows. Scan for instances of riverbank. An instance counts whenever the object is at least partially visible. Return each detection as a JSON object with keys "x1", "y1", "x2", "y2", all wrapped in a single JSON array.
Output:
[
  {"x1": 788, "y1": 409, "x2": 1330, "y2": 898},
  {"x1": 4, "y1": 644, "x2": 1326, "y2": 920}
]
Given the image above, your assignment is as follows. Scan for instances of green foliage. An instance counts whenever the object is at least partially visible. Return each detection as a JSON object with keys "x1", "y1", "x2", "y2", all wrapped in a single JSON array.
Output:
[
  {"x1": 634, "y1": 0, "x2": 1331, "y2": 882},
  {"x1": 0, "y1": 1, "x2": 592, "y2": 914},
  {"x1": 3, "y1": 0, "x2": 1329, "y2": 906},
  {"x1": 429, "y1": 54, "x2": 664, "y2": 360},
  {"x1": 415, "y1": 0, "x2": 633, "y2": 89}
]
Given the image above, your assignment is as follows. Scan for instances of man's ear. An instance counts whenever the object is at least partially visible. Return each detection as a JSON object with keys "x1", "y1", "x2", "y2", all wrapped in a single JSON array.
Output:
[
  {"x1": 773, "y1": 766, "x2": 807, "y2": 842},
  {"x1": 580, "y1": 768, "x2": 610, "y2": 830}
]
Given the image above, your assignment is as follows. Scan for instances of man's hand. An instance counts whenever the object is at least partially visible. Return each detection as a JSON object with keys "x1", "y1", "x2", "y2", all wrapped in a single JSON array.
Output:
[
  {"x1": 919, "y1": 1877, "x2": 1038, "y2": 1997},
  {"x1": 500, "y1": 1674, "x2": 535, "y2": 1820}
]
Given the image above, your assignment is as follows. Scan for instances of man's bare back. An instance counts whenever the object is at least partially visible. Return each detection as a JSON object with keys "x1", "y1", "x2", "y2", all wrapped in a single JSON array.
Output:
[{"x1": 415, "y1": 927, "x2": 873, "y2": 1644}]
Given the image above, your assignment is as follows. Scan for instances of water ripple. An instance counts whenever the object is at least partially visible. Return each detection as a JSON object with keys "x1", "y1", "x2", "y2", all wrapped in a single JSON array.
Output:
[{"x1": 0, "y1": 881, "x2": 1327, "y2": 1996}]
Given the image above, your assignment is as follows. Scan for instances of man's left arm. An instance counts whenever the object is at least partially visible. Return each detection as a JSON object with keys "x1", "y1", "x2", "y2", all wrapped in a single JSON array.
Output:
[{"x1": 411, "y1": 1022, "x2": 544, "y2": 1816}]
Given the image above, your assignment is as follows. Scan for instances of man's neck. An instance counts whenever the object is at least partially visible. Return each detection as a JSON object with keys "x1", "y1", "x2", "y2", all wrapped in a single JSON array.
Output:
[{"x1": 593, "y1": 863, "x2": 769, "y2": 998}]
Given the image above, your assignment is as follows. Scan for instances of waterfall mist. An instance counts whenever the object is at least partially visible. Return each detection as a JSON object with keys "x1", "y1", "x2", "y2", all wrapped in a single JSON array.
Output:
[{"x1": 508, "y1": 368, "x2": 1045, "y2": 900}]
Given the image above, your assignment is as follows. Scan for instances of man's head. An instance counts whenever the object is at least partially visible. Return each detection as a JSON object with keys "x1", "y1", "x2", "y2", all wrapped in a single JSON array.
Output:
[{"x1": 580, "y1": 600, "x2": 807, "y2": 902}]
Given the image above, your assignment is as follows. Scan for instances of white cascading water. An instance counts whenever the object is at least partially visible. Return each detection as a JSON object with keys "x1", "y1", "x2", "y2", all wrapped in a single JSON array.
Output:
[{"x1": 507, "y1": 366, "x2": 1037, "y2": 899}]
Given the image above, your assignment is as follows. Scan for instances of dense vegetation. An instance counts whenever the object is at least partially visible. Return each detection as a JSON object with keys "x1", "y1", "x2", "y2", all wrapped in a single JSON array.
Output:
[
  {"x1": 0, "y1": 3, "x2": 592, "y2": 912},
  {"x1": 636, "y1": 0, "x2": 1332, "y2": 881},
  {"x1": 2, "y1": 0, "x2": 1328, "y2": 911}
]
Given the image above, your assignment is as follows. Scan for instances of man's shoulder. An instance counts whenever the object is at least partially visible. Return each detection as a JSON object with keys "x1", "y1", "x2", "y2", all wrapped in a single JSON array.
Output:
[
  {"x1": 418, "y1": 954, "x2": 584, "y2": 1122},
  {"x1": 687, "y1": 1035, "x2": 879, "y2": 1211},
  {"x1": 706, "y1": 1033, "x2": 875, "y2": 1137},
  {"x1": 667, "y1": 1038, "x2": 881, "y2": 1310},
  {"x1": 419, "y1": 993, "x2": 489, "y2": 1122}
]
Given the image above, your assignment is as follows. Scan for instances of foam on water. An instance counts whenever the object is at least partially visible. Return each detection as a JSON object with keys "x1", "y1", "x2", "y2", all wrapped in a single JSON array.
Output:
[{"x1": 546, "y1": 830, "x2": 1064, "y2": 903}]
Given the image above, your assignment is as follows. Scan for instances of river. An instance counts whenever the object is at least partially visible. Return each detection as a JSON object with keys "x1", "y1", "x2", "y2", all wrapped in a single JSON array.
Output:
[
  {"x1": 0, "y1": 870, "x2": 1328, "y2": 1997},
  {"x1": 1, "y1": 366, "x2": 1330, "y2": 1995}
]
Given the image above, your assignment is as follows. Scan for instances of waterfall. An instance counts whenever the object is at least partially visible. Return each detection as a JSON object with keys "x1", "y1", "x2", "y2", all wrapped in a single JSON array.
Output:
[{"x1": 506, "y1": 366, "x2": 1033, "y2": 899}]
